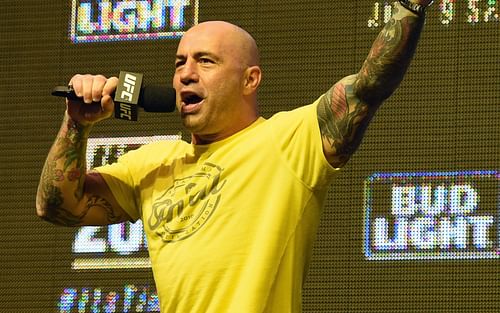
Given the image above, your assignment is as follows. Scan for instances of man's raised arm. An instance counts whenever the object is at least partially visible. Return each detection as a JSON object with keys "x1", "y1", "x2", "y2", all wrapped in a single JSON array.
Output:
[
  {"x1": 36, "y1": 74, "x2": 130, "y2": 226},
  {"x1": 317, "y1": 0, "x2": 432, "y2": 168}
]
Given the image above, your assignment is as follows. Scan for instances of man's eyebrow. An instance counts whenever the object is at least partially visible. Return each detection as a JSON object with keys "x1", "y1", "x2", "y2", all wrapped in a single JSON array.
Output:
[
  {"x1": 175, "y1": 51, "x2": 220, "y2": 60},
  {"x1": 195, "y1": 51, "x2": 219, "y2": 59}
]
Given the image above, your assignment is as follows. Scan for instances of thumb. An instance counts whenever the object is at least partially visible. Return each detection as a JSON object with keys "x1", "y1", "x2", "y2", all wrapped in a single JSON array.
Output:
[{"x1": 100, "y1": 94, "x2": 115, "y2": 118}]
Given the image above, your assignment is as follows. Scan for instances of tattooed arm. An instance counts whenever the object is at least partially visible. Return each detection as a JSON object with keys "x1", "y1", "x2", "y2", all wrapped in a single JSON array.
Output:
[
  {"x1": 36, "y1": 75, "x2": 131, "y2": 226},
  {"x1": 317, "y1": 1, "x2": 431, "y2": 168}
]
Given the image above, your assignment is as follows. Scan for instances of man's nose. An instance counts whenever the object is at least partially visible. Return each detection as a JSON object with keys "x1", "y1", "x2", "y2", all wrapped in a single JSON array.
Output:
[{"x1": 179, "y1": 61, "x2": 199, "y2": 85}]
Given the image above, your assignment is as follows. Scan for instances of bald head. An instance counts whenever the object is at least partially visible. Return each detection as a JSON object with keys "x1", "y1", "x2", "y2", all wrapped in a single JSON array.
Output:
[{"x1": 183, "y1": 21, "x2": 260, "y2": 67}]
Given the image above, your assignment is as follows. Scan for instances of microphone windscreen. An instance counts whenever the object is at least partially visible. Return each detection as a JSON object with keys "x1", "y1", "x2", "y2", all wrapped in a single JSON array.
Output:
[{"x1": 139, "y1": 85, "x2": 176, "y2": 112}]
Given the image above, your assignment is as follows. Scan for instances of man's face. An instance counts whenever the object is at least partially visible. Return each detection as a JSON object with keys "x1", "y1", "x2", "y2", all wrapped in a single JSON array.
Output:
[{"x1": 173, "y1": 23, "x2": 249, "y2": 142}]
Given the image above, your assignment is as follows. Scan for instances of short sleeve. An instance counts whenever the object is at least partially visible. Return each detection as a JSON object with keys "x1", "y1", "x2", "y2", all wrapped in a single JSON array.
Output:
[
  {"x1": 95, "y1": 150, "x2": 142, "y2": 222},
  {"x1": 268, "y1": 96, "x2": 339, "y2": 189}
]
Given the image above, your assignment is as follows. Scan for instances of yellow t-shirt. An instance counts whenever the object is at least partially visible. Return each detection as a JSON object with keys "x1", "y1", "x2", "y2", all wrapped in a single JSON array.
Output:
[{"x1": 96, "y1": 98, "x2": 338, "y2": 313}]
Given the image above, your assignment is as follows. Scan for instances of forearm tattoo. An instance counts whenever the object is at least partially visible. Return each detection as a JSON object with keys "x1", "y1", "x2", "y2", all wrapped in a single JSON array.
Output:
[
  {"x1": 356, "y1": 3, "x2": 424, "y2": 103},
  {"x1": 317, "y1": 3, "x2": 424, "y2": 166},
  {"x1": 37, "y1": 116, "x2": 91, "y2": 226}
]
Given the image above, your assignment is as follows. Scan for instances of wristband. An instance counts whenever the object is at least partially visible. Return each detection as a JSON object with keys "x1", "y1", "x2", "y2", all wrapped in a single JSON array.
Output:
[{"x1": 398, "y1": 0, "x2": 433, "y2": 16}]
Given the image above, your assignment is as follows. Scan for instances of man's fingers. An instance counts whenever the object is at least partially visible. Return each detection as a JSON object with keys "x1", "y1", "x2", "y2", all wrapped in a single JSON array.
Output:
[
  {"x1": 92, "y1": 75, "x2": 107, "y2": 102},
  {"x1": 69, "y1": 74, "x2": 112, "y2": 104},
  {"x1": 65, "y1": 74, "x2": 116, "y2": 124},
  {"x1": 103, "y1": 76, "x2": 118, "y2": 97},
  {"x1": 69, "y1": 74, "x2": 83, "y2": 97},
  {"x1": 81, "y1": 75, "x2": 94, "y2": 104},
  {"x1": 101, "y1": 77, "x2": 118, "y2": 117}
]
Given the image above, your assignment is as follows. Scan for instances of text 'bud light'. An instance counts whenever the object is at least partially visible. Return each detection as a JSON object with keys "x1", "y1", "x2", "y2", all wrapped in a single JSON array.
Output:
[{"x1": 364, "y1": 171, "x2": 499, "y2": 260}]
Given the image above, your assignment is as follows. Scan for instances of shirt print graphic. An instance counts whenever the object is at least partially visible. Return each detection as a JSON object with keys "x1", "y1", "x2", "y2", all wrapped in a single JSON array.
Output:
[{"x1": 148, "y1": 162, "x2": 226, "y2": 242}]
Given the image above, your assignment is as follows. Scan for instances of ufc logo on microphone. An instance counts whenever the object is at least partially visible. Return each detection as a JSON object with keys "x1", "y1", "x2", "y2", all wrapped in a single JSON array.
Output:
[
  {"x1": 120, "y1": 74, "x2": 137, "y2": 102},
  {"x1": 114, "y1": 71, "x2": 143, "y2": 121},
  {"x1": 115, "y1": 71, "x2": 143, "y2": 105},
  {"x1": 119, "y1": 103, "x2": 132, "y2": 120}
]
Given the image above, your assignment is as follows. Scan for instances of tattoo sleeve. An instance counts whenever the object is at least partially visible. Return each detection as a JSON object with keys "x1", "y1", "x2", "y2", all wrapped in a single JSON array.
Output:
[
  {"x1": 36, "y1": 114, "x2": 94, "y2": 226},
  {"x1": 317, "y1": 2, "x2": 425, "y2": 167}
]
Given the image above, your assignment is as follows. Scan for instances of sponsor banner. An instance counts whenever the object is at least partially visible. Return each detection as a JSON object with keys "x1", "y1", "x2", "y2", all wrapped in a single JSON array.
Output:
[
  {"x1": 364, "y1": 171, "x2": 499, "y2": 260},
  {"x1": 70, "y1": 0, "x2": 199, "y2": 43},
  {"x1": 58, "y1": 285, "x2": 159, "y2": 313},
  {"x1": 368, "y1": 0, "x2": 499, "y2": 28}
]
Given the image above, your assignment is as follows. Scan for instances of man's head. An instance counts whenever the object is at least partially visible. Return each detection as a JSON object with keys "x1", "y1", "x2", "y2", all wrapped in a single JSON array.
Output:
[{"x1": 173, "y1": 21, "x2": 262, "y2": 144}]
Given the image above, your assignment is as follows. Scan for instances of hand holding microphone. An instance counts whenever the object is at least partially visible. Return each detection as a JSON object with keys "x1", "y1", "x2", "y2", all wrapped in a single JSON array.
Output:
[
  {"x1": 57, "y1": 74, "x2": 116, "y2": 126},
  {"x1": 52, "y1": 71, "x2": 176, "y2": 124}
]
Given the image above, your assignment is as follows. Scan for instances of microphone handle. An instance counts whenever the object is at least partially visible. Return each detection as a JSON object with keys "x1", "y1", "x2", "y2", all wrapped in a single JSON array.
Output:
[
  {"x1": 51, "y1": 85, "x2": 138, "y2": 121},
  {"x1": 51, "y1": 86, "x2": 83, "y2": 101},
  {"x1": 51, "y1": 84, "x2": 177, "y2": 114}
]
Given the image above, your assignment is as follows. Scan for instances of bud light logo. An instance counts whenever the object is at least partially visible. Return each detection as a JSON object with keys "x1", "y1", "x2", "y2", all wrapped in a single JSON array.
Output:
[
  {"x1": 364, "y1": 171, "x2": 499, "y2": 260},
  {"x1": 70, "y1": 0, "x2": 199, "y2": 43}
]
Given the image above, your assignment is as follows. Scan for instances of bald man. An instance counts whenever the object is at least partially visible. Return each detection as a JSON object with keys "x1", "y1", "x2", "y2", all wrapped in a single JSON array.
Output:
[
  {"x1": 174, "y1": 21, "x2": 262, "y2": 144},
  {"x1": 37, "y1": 1, "x2": 433, "y2": 312}
]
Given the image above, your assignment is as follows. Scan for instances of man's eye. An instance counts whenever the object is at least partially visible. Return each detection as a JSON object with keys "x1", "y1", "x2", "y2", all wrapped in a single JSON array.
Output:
[
  {"x1": 200, "y1": 58, "x2": 214, "y2": 64},
  {"x1": 175, "y1": 61, "x2": 185, "y2": 68}
]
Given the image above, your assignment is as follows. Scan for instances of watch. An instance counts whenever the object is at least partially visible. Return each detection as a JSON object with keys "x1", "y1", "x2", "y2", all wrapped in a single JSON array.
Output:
[{"x1": 398, "y1": 0, "x2": 434, "y2": 15}]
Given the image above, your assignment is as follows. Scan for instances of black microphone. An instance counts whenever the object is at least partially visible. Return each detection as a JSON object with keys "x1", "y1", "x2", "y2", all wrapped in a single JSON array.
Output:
[{"x1": 51, "y1": 71, "x2": 176, "y2": 121}]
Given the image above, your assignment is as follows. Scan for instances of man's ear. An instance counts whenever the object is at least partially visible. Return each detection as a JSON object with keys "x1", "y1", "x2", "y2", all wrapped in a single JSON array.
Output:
[{"x1": 243, "y1": 66, "x2": 262, "y2": 95}]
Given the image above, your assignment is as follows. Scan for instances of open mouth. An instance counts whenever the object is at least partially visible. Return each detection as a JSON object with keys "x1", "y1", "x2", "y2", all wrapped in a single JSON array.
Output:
[
  {"x1": 182, "y1": 92, "x2": 204, "y2": 106},
  {"x1": 180, "y1": 91, "x2": 204, "y2": 114}
]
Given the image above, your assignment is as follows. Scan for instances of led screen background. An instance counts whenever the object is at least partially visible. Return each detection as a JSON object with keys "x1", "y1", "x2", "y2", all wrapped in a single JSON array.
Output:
[{"x1": 0, "y1": 1, "x2": 499, "y2": 312}]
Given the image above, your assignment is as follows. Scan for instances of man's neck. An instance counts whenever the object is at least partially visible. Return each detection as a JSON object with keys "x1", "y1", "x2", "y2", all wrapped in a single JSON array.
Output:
[{"x1": 191, "y1": 115, "x2": 260, "y2": 145}]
